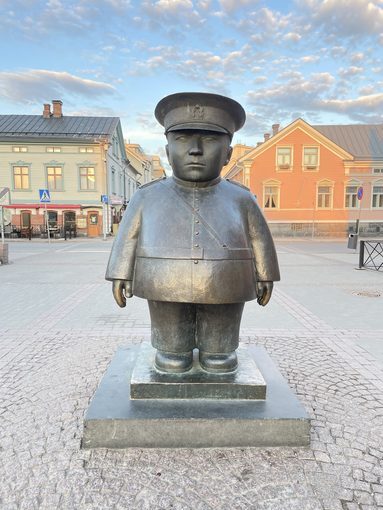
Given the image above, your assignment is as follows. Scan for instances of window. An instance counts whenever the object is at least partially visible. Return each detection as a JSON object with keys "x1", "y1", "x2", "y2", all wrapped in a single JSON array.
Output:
[
  {"x1": 13, "y1": 166, "x2": 30, "y2": 189},
  {"x1": 111, "y1": 168, "x2": 116, "y2": 194},
  {"x1": 13, "y1": 146, "x2": 27, "y2": 153},
  {"x1": 80, "y1": 167, "x2": 96, "y2": 190},
  {"x1": 79, "y1": 147, "x2": 94, "y2": 153},
  {"x1": 46, "y1": 210, "x2": 58, "y2": 228},
  {"x1": 372, "y1": 184, "x2": 383, "y2": 208},
  {"x1": 47, "y1": 166, "x2": 63, "y2": 191},
  {"x1": 264, "y1": 185, "x2": 279, "y2": 208},
  {"x1": 317, "y1": 185, "x2": 332, "y2": 208},
  {"x1": 345, "y1": 185, "x2": 358, "y2": 208},
  {"x1": 303, "y1": 147, "x2": 319, "y2": 169},
  {"x1": 276, "y1": 147, "x2": 291, "y2": 169},
  {"x1": 47, "y1": 147, "x2": 61, "y2": 153},
  {"x1": 112, "y1": 137, "x2": 118, "y2": 157},
  {"x1": 373, "y1": 168, "x2": 383, "y2": 174}
]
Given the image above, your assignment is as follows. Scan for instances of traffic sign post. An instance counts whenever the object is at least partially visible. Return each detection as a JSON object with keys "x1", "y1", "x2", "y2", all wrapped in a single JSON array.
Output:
[
  {"x1": 101, "y1": 195, "x2": 108, "y2": 241},
  {"x1": 39, "y1": 189, "x2": 51, "y2": 243}
]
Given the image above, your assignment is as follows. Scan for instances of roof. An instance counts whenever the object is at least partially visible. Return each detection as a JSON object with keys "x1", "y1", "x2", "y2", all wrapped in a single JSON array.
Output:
[
  {"x1": 313, "y1": 124, "x2": 383, "y2": 161},
  {"x1": 0, "y1": 114, "x2": 119, "y2": 143}
]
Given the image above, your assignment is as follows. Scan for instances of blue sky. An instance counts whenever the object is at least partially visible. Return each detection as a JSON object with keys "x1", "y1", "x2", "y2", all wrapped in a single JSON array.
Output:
[{"x1": 1, "y1": 0, "x2": 382, "y2": 162}]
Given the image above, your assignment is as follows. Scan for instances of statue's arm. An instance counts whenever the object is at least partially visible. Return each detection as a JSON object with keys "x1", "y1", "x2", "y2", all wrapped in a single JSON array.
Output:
[
  {"x1": 105, "y1": 192, "x2": 142, "y2": 302},
  {"x1": 247, "y1": 196, "x2": 280, "y2": 306}
]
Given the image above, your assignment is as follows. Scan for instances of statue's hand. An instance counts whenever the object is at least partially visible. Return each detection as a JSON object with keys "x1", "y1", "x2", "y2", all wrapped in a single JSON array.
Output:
[
  {"x1": 112, "y1": 280, "x2": 133, "y2": 308},
  {"x1": 256, "y1": 281, "x2": 273, "y2": 306}
]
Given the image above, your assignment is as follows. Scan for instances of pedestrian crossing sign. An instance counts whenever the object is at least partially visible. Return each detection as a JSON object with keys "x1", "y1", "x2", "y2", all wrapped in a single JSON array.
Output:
[{"x1": 39, "y1": 189, "x2": 51, "y2": 203}]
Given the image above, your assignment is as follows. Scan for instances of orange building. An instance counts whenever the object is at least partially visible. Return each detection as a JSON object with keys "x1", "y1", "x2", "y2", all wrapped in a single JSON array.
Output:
[{"x1": 224, "y1": 119, "x2": 383, "y2": 237}]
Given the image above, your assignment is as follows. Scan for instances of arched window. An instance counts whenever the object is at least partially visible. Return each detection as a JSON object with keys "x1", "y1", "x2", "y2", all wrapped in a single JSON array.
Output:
[
  {"x1": 317, "y1": 180, "x2": 333, "y2": 209},
  {"x1": 345, "y1": 180, "x2": 361, "y2": 209},
  {"x1": 263, "y1": 180, "x2": 281, "y2": 209}
]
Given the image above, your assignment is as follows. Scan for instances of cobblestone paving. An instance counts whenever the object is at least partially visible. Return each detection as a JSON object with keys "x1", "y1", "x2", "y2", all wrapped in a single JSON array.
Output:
[{"x1": 1, "y1": 243, "x2": 383, "y2": 509}]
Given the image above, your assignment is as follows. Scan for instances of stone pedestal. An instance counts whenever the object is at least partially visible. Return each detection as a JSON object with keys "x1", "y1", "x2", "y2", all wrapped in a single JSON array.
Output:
[
  {"x1": 131, "y1": 343, "x2": 266, "y2": 400},
  {"x1": 82, "y1": 344, "x2": 310, "y2": 448}
]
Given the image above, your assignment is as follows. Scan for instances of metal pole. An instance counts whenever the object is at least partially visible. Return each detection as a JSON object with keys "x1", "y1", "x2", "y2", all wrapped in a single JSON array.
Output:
[
  {"x1": 45, "y1": 202, "x2": 51, "y2": 244},
  {"x1": 359, "y1": 240, "x2": 365, "y2": 269},
  {"x1": 0, "y1": 206, "x2": 4, "y2": 245},
  {"x1": 102, "y1": 202, "x2": 107, "y2": 241}
]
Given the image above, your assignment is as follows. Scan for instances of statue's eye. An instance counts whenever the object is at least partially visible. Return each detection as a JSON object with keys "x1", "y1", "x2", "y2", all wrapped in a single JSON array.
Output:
[
  {"x1": 203, "y1": 136, "x2": 217, "y2": 142},
  {"x1": 175, "y1": 135, "x2": 187, "y2": 141}
]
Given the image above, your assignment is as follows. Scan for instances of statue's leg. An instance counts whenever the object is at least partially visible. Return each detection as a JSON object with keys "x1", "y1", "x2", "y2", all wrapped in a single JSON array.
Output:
[
  {"x1": 147, "y1": 300, "x2": 196, "y2": 373},
  {"x1": 197, "y1": 303, "x2": 244, "y2": 373}
]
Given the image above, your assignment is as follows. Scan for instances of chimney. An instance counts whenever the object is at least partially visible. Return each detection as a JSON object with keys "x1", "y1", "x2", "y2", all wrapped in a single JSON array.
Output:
[
  {"x1": 43, "y1": 103, "x2": 51, "y2": 118},
  {"x1": 264, "y1": 133, "x2": 270, "y2": 141},
  {"x1": 272, "y1": 124, "x2": 280, "y2": 136},
  {"x1": 52, "y1": 100, "x2": 63, "y2": 118}
]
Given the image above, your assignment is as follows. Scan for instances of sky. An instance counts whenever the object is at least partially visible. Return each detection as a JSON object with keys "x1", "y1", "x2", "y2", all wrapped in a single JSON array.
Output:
[{"x1": 0, "y1": 0, "x2": 383, "y2": 164}]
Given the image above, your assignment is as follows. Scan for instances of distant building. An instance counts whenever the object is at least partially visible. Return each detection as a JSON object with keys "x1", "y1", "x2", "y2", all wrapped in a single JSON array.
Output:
[
  {"x1": 225, "y1": 119, "x2": 383, "y2": 237},
  {"x1": 149, "y1": 154, "x2": 167, "y2": 180},
  {"x1": 125, "y1": 143, "x2": 153, "y2": 185},
  {"x1": 0, "y1": 100, "x2": 138, "y2": 237}
]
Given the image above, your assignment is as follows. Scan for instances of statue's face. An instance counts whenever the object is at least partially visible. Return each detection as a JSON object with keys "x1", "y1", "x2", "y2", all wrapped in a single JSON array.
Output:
[{"x1": 166, "y1": 130, "x2": 232, "y2": 182}]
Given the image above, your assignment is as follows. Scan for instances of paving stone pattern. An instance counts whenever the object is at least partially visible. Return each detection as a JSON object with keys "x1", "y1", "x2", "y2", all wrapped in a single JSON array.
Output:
[{"x1": 1, "y1": 241, "x2": 383, "y2": 509}]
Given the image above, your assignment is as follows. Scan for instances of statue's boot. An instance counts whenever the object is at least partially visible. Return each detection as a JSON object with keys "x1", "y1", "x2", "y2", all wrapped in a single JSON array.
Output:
[
  {"x1": 199, "y1": 351, "x2": 238, "y2": 373},
  {"x1": 154, "y1": 350, "x2": 193, "y2": 373}
]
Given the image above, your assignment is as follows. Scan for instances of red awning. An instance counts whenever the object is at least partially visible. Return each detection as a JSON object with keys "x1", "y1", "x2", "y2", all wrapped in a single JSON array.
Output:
[{"x1": 4, "y1": 204, "x2": 81, "y2": 210}]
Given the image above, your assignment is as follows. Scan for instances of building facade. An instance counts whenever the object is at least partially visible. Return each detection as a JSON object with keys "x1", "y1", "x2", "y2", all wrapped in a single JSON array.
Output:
[
  {"x1": 224, "y1": 119, "x2": 383, "y2": 237},
  {"x1": 0, "y1": 101, "x2": 138, "y2": 237}
]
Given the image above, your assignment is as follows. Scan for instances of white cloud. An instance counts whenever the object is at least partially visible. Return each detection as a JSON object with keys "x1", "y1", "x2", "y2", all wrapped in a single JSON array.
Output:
[
  {"x1": 283, "y1": 32, "x2": 302, "y2": 41},
  {"x1": 300, "y1": 55, "x2": 320, "y2": 63},
  {"x1": 218, "y1": 0, "x2": 254, "y2": 12},
  {"x1": 0, "y1": 69, "x2": 115, "y2": 103},
  {"x1": 298, "y1": 0, "x2": 383, "y2": 38},
  {"x1": 320, "y1": 93, "x2": 383, "y2": 114},
  {"x1": 247, "y1": 72, "x2": 335, "y2": 110},
  {"x1": 350, "y1": 52, "x2": 364, "y2": 63},
  {"x1": 339, "y1": 66, "x2": 364, "y2": 78}
]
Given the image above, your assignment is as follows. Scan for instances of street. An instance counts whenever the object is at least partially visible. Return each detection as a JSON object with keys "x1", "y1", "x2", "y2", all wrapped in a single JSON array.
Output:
[{"x1": 1, "y1": 238, "x2": 383, "y2": 509}]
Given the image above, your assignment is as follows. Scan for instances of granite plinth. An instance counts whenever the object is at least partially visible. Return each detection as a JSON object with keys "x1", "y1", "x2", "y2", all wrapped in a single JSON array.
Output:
[
  {"x1": 130, "y1": 343, "x2": 266, "y2": 400},
  {"x1": 82, "y1": 345, "x2": 310, "y2": 448}
]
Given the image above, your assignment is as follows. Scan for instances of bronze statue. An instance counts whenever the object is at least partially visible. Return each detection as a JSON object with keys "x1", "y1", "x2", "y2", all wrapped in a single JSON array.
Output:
[{"x1": 106, "y1": 93, "x2": 280, "y2": 374}]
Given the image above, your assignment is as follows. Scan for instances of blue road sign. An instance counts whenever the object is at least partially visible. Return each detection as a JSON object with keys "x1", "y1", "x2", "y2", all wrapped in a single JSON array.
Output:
[
  {"x1": 357, "y1": 187, "x2": 363, "y2": 201},
  {"x1": 101, "y1": 194, "x2": 108, "y2": 204},
  {"x1": 39, "y1": 189, "x2": 51, "y2": 203}
]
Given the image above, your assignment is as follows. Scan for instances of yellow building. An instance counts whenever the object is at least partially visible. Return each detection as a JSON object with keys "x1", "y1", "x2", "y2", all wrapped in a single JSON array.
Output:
[{"x1": 0, "y1": 100, "x2": 139, "y2": 237}]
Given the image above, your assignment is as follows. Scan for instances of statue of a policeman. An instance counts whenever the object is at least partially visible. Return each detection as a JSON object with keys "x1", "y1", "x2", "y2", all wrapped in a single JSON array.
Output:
[{"x1": 106, "y1": 92, "x2": 280, "y2": 374}]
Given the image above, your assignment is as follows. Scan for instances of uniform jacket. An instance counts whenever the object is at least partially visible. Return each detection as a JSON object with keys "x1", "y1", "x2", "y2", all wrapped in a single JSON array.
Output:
[{"x1": 105, "y1": 176, "x2": 280, "y2": 304}]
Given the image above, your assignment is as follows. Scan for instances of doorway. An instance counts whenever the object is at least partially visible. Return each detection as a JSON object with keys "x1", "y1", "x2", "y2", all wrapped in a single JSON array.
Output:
[{"x1": 87, "y1": 211, "x2": 100, "y2": 237}]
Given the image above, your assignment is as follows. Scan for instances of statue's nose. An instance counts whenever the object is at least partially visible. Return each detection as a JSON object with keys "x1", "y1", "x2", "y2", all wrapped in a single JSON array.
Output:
[{"x1": 188, "y1": 136, "x2": 203, "y2": 155}]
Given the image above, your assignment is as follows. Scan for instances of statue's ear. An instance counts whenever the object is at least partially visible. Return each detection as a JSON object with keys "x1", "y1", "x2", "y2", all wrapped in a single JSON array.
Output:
[
  {"x1": 225, "y1": 146, "x2": 233, "y2": 165},
  {"x1": 165, "y1": 144, "x2": 170, "y2": 163}
]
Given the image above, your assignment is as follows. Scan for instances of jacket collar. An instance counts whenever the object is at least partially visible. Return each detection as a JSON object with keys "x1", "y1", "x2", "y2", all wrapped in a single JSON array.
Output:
[{"x1": 172, "y1": 175, "x2": 222, "y2": 188}]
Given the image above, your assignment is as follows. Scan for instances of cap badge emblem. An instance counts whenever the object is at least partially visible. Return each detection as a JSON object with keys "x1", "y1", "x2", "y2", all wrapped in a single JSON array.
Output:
[{"x1": 192, "y1": 104, "x2": 204, "y2": 120}]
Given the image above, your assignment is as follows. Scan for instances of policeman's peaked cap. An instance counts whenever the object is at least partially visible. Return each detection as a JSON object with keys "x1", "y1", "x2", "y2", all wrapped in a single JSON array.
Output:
[{"x1": 155, "y1": 92, "x2": 246, "y2": 137}]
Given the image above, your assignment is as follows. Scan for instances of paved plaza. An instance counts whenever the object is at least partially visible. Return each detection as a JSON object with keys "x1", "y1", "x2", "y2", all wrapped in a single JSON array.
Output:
[{"x1": 1, "y1": 237, "x2": 383, "y2": 509}]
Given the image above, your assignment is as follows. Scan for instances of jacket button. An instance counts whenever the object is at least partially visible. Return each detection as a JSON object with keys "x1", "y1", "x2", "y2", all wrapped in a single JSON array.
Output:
[{"x1": 194, "y1": 260, "x2": 198, "y2": 264}]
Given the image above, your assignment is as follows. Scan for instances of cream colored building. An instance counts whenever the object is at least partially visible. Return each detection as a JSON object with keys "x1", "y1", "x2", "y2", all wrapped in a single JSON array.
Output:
[{"x1": 0, "y1": 101, "x2": 139, "y2": 237}]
